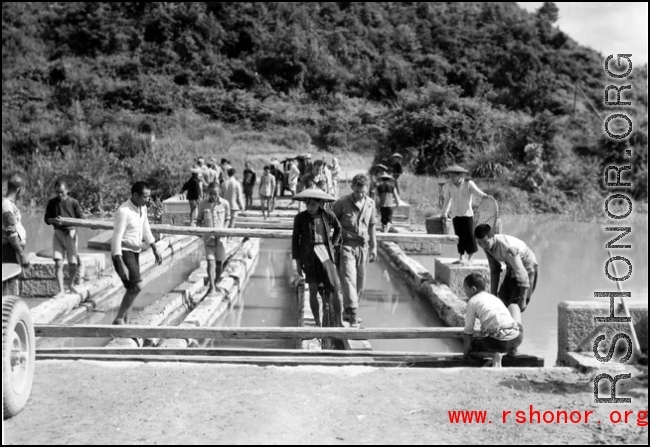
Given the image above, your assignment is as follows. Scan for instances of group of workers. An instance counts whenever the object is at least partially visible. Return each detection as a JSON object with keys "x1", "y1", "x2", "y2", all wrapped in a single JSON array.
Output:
[{"x1": 2, "y1": 153, "x2": 538, "y2": 366}]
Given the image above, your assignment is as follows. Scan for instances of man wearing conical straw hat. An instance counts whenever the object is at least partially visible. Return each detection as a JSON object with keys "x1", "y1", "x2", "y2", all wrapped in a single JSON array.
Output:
[
  {"x1": 441, "y1": 164, "x2": 489, "y2": 265},
  {"x1": 292, "y1": 188, "x2": 343, "y2": 329}
]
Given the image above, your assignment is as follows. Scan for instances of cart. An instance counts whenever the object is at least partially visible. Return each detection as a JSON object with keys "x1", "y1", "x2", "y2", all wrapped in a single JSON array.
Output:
[{"x1": 2, "y1": 263, "x2": 35, "y2": 419}]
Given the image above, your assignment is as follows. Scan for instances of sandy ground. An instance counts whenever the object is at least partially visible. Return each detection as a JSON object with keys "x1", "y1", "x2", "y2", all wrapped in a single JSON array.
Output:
[{"x1": 3, "y1": 361, "x2": 648, "y2": 445}]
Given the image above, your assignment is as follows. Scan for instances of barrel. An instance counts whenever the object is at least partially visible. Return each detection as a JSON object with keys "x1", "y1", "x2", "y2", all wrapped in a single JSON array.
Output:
[{"x1": 425, "y1": 215, "x2": 453, "y2": 235}]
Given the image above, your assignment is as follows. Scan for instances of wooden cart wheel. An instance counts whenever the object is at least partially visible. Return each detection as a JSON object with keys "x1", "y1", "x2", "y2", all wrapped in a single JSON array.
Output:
[{"x1": 3, "y1": 296, "x2": 36, "y2": 420}]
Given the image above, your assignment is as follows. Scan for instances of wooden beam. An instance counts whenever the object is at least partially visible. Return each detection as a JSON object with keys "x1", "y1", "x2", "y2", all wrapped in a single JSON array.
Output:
[
  {"x1": 35, "y1": 324, "x2": 470, "y2": 340},
  {"x1": 35, "y1": 347, "x2": 461, "y2": 358},
  {"x1": 57, "y1": 218, "x2": 458, "y2": 244},
  {"x1": 34, "y1": 353, "x2": 543, "y2": 368}
]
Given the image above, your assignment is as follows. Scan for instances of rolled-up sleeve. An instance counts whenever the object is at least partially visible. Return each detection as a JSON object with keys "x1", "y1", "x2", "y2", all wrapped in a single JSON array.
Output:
[
  {"x1": 469, "y1": 180, "x2": 487, "y2": 199},
  {"x1": 506, "y1": 248, "x2": 530, "y2": 288},
  {"x1": 368, "y1": 199, "x2": 377, "y2": 227},
  {"x1": 464, "y1": 300, "x2": 476, "y2": 335},
  {"x1": 142, "y1": 210, "x2": 156, "y2": 247},
  {"x1": 111, "y1": 209, "x2": 128, "y2": 257}
]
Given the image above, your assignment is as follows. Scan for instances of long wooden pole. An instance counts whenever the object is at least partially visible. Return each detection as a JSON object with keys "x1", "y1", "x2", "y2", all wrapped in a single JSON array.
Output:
[
  {"x1": 58, "y1": 218, "x2": 458, "y2": 244},
  {"x1": 35, "y1": 324, "x2": 471, "y2": 340},
  {"x1": 35, "y1": 347, "x2": 460, "y2": 358}
]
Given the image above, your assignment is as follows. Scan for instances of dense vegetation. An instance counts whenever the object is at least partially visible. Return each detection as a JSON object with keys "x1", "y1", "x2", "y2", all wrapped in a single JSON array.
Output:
[{"x1": 2, "y1": 2, "x2": 647, "y2": 215}]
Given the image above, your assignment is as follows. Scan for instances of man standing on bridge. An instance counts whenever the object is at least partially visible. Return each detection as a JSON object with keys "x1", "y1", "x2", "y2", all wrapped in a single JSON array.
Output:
[
  {"x1": 197, "y1": 182, "x2": 231, "y2": 296},
  {"x1": 221, "y1": 168, "x2": 244, "y2": 228},
  {"x1": 292, "y1": 189, "x2": 342, "y2": 328},
  {"x1": 44, "y1": 180, "x2": 85, "y2": 296},
  {"x1": 333, "y1": 173, "x2": 377, "y2": 328},
  {"x1": 2, "y1": 174, "x2": 30, "y2": 268},
  {"x1": 111, "y1": 182, "x2": 162, "y2": 325}
]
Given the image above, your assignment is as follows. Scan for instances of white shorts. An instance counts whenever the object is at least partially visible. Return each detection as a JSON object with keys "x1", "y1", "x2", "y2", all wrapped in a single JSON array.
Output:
[
  {"x1": 204, "y1": 239, "x2": 226, "y2": 262},
  {"x1": 53, "y1": 229, "x2": 79, "y2": 264}
]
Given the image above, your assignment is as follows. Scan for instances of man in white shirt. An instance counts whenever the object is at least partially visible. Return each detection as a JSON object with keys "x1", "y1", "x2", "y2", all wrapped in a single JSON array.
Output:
[
  {"x1": 111, "y1": 182, "x2": 163, "y2": 325},
  {"x1": 2, "y1": 175, "x2": 30, "y2": 268},
  {"x1": 287, "y1": 159, "x2": 301, "y2": 196},
  {"x1": 221, "y1": 168, "x2": 245, "y2": 228},
  {"x1": 462, "y1": 273, "x2": 523, "y2": 367},
  {"x1": 474, "y1": 223, "x2": 538, "y2": 321},
  {"x1": 441, "y1": 164, "x2": 488, "y2": 265}
]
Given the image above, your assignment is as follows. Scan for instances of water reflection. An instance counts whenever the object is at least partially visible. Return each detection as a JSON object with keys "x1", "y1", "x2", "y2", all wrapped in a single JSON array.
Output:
[
  {"x1": 360, "y1": 258, "x2": 462, "y2": 353},
  {"x1": 205, "y1": 239, "x2": 298, "y2": 350}
]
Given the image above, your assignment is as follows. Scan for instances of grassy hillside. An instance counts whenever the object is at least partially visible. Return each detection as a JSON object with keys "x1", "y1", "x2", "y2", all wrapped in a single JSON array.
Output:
[{"x1": 2, "y1": 2, "x2": 647, "y2": 216}]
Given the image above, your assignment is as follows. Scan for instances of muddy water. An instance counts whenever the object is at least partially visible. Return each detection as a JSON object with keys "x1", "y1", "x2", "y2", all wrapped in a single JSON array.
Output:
[
  {"x1": 205, "y1": 239, "x2": 298, "y2": 350},
  {"x1": 413, "y1": 215, "x2": 649, "y2": 365},
  {"x1": 358, "y1": 257, "x2": 462, "y2": 353}
]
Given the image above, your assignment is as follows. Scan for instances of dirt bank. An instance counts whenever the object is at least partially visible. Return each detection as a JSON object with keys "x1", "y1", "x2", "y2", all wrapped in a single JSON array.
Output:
[{"x1": 4, "y1": 361, "x2": 647, "y2": 445}]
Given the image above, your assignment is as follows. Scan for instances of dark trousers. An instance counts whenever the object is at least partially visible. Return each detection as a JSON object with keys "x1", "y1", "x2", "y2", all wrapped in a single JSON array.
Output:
[{"x1": 452, "y1": 216, "x2": 478, "y2": 255}]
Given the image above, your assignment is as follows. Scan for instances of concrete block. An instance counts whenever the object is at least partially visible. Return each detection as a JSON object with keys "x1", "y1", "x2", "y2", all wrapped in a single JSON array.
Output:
[
  {"x1": 173, "y1": 281, "x2": 205, "y2": 304},
  {"x1": 20, "y1": 253, "x2": 106, "y2": 281},
  {"x1": 557, "y1": 300, "x2": 648, "y2": 362},
  {"x1": 20, "y1": 280, "x2": 61, "y2": 298},
  {"x1": 435, "y1": 258, "x2": 491, "y2": 300}
]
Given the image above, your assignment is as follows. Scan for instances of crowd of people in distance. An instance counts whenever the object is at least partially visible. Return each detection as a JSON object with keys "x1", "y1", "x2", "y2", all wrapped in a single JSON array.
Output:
[{"x1": 1, "y1": 150, "x2": 538, "y2": 367}]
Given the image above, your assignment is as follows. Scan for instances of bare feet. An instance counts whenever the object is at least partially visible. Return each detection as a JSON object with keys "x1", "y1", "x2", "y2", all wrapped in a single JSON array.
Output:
[
  {"x1": 68, "y1": 284, "x2": 79, "y2": 295},
  {"x1": 452, "y1": 260, "x2": 463, "y2": 265},
  {"x1": 506, "y1": 349, "x2": 518, "y2": 357},
  {"x1": 113, "y1": 318, "x2": 126, "y2": 325},
  {"x1": 491, "y1": 352, "x2": 503, "y2": 368}
]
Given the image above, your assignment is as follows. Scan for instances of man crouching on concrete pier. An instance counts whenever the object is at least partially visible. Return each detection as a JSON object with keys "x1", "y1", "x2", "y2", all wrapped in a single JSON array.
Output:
[
  {"x1": 462, "y1": 274, "x2": 524, "y2": 368},
  {"x1": 111, "y1": 182, "x2": 162, "y2": 325}
]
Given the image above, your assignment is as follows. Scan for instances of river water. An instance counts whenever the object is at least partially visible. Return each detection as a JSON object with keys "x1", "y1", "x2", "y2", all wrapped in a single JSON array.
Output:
[{"x1": 414, "y1": 215, "x2": 648, "y2": 365}]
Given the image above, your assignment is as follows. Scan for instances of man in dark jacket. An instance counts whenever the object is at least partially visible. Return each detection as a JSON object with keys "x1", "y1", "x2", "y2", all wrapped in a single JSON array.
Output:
[
  {"x1": 181, "y1": 168, "x2": 203, "y2": 227},
  {"x1": 292, "y1": 197, "x2": 343, "y2": 328}
]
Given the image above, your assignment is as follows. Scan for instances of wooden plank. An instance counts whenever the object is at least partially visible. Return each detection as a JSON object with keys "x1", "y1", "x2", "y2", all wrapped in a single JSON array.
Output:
[
  {"x1": 35, "y1": 347, "x2": 462, "y2": 358},
  {"x1": 58, "y1": 218, "x2": 458, "y2": 244},
  {"x1": 35, "y1": 324, "x2": 471, "y2": 340},
  {"x1": 2, "y1": 263, "x2": 22, "y2": 283},
  {"x1": 34, "y1": 353, "x2": 543, "y2": 368},
  {"x1": 34, "y1": 353, "x2": 408, "y2": 367}
]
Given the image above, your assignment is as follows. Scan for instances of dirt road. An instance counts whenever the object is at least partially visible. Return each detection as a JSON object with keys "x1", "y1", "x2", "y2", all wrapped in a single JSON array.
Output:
[{"x1": 4, "y1": 361, "x2": 648, "y2": 445}]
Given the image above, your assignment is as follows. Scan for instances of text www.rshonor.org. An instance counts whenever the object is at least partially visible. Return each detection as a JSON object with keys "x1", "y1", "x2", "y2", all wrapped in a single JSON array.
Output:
[{"x1": 447, "y1": 407, "x2": 648, "y2": 426}]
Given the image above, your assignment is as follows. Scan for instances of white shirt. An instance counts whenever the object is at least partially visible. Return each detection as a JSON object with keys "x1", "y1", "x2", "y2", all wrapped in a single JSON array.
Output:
[
  {"x1": 111, "y1": 200, "x2": 156, "y2": 256},
  {"x1": 464, "y1": 291, "x2": 520, "y2": 340},
  {"x1": 1, "y1": 197, "x2": 26, "y2": 245},
  {"x1": 288, "y1": 165, "x2": 301, "y2": 188},
  {"x1": 443, "y1": 179, "x2": 487, "y2": 218}
]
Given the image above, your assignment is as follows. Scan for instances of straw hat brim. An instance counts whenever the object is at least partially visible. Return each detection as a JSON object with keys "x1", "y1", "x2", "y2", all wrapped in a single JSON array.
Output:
[
  {"x1": 292, "y1": 188, "x2": 337, "y2": 203},
  {"x1": 190, "y1": 167, "x2": 202, "y2": 174},
  {"x1": 375, "y1": 164, "x2": 389, "y2": 171},
  {"x1": 440, "y1": 164, "x2": 469, "y2": 174},
  {"x1": 391, "y1": 153, "x2": 404, "y2": 159},
  {"x1": 378, "y1": 174, "x2": 394, "y2": 180}
]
